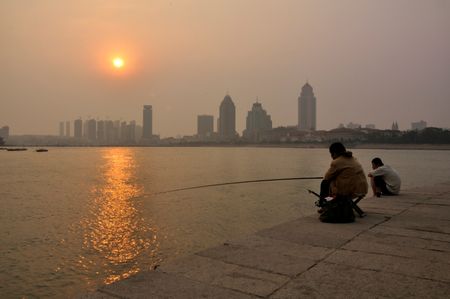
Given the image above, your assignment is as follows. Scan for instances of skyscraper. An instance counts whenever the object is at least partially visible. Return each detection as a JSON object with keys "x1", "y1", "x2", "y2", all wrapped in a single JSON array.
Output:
[
  {"x1": 218, "y1": 94, "x2": 236, "y2": 139},
  {"x1": 243, "y1": 101, "x2": 272, "y2": 141},
  {"x1": 59, "y1": 122, "x2": 64, "y2": 137},
  {"x1": 87, "y1": 119, "x2": 97, "y2": 141},
  {"x1": 97, "y1": 120, "x2": 105, "y2": 142},
  {"x1": 74, "y1": 119, "x2": 82, "y2": 138},
  {"x1": 65, "y1": 121, "x2": 70, "y2": 137},
  {"x1": 197, "y1": 115, "x2": 214, "y2": 137},
  {"x1": 142, "y1": 105, "x2": 153, "y2": 139},
  {"x1": 298, "y1": 82, "x2": 317, "y2": 131},
  {"x1": 0, "y1": 126, "x2": 9, "y2": 139}
]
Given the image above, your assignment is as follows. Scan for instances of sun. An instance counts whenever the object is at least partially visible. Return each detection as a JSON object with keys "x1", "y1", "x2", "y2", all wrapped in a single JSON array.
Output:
[{"x1": 112, "y1": 57, "x2": 124, "y2": 69}]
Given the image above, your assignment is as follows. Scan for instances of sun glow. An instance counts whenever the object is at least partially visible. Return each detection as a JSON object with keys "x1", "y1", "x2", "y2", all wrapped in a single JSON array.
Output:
[
  {"x1": 94, "y1": 42, "x2": 143, "y2": 77},
  {"x1": 112, "y1": 57, "x2": 125, "y2": 69}
]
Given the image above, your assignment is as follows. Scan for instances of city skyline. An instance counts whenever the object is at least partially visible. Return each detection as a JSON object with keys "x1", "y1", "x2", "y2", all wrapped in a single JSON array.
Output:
[
  {"x1": 52, "y1": 84, "x2": 311, "y2": 140},
  {"x1": 52, "y1": 87, "x2": 434, "y2": 143},
  {"x1": 1, "y1": 1, "x2": 449, "y2": 136}
]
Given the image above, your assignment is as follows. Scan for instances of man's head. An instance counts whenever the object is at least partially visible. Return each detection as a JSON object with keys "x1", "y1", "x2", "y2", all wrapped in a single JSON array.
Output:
[
  {"x1": 371, "y1": 157, "x2": 384, "y2": 169},
  {"x1": 329, "y1": 142, "x2": 346, "y2": 159}
]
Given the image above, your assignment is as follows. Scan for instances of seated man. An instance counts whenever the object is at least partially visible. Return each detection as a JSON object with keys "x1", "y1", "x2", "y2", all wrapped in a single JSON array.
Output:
[
  {"x1": 319, "y1": 142, "x2": 368, "y2": 222},
  {"x1": 368, "y1": 157, "x2": 401, "y2": 197}
]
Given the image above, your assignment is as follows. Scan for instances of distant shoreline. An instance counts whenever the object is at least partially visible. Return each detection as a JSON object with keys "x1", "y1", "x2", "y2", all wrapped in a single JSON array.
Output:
[
  {"x1": 2, "y1": 143, "x2": 450, "y2": 150},
  {"x1": 351, "y1": 143, "x2": 450, "y2": 150},
  {"x1": 235, "y1": 143, "x2": 450, "y2": 150}
]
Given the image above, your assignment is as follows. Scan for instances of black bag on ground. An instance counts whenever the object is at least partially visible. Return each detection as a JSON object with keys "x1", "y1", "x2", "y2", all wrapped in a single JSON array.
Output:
[{"x1": 319, "y1": 196, "x2": 355, "y2": 223}]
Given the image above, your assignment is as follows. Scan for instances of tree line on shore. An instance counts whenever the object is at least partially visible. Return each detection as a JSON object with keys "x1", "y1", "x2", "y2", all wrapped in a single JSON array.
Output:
[{"x1": 366, "y1": 127, "x2": 450, "y2": 144}]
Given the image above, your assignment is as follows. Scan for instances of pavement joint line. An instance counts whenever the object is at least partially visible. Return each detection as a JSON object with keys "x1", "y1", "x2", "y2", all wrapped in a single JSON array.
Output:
[
  {"x1": 337, "y1": 247, "x2": 436, "y2": 260},
  {"x1": 97, "y1": 288, "x2": 126, "y2": 298},
  {"x1": 418, "y1": 203, "x2": 450, "y2": 207},
  {"x1": 360, "y1": 230, "x2": 450, "y2": 245},
  {"x1": 321, "y1": 260, "x2": 450, "y2": 285},
  {"x1": 188, "y1": 272, "x2": 268, "y2": 299},
  {"x1": 403, "y1": 227, "x2": 450, "y2": 235},
  {"x1": 192, "y1": 251, "x2": 294, "y2": 278}
]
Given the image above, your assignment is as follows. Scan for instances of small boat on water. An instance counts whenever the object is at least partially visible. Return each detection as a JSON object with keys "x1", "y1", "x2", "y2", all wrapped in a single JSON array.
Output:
[
  {"x1": 6, "y1": 148, "x2": 27, "y2": 151},
  {"x1": 35, "y1": 149, "x2": 48, "y2": 152}
]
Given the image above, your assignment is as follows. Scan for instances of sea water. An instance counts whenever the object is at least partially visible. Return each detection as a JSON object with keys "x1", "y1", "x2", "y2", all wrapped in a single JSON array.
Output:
[{"x1": 1, "y1": 147, "x2": 449, "y2": 298}]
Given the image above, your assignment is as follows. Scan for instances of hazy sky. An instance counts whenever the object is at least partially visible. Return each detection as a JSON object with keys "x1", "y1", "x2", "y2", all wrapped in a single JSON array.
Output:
[{"x1": 1, "y1": 0, "x2": 449, "y2": 137}]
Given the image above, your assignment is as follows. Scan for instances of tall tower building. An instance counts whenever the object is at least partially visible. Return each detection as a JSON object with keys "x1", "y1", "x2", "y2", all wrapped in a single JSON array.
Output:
[
  {"x1": 65, "y1": 121, "x2": 70, "y2": 137},
  {"x1": 142, "y1": 105, "x2": 153, "y2": 139},
  {"x1": 87, "y1": 119, "x2": 97, "y2": 141},
  {"x1": 97, "y1": 120, "x2": 105, "y2": 142},
  {"x1": 74, "y1": 119, "x2": 82, "y2": 138},
  {"x1": 197, "y1": 115, "x2": 214, "y2": 137},
  {"x1": 0, "y1": 126, "x2": 10, "y2": 139},
  {"x1": 59, "y1": 122, "x2": 64, "y2": 137},
  {"x1": 298, "y1": 82, "x2": 317, "y2": 131},
  {"x1": 243, "y1": 101, "x2": 272, "y2": 141},
  {"x1": 218, "y1": 94, "x2": 236, "y2": 139}
]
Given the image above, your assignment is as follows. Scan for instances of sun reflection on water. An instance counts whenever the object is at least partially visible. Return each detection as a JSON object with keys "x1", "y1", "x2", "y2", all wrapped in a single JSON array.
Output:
[{"x1": 80, "y1": 148, "x2": 160, "y2": 285}]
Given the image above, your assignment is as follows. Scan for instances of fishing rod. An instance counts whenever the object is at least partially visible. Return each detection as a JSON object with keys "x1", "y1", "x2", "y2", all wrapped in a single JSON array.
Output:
[{"x1": 147, "y1": 176, "x2": 323, "y2": 196}]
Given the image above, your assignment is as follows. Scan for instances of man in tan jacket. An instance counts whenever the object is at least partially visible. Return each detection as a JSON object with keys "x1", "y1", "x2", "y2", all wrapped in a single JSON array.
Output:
[{"x1": 319, "y1": 142, "x2": 368, "y2": 222}]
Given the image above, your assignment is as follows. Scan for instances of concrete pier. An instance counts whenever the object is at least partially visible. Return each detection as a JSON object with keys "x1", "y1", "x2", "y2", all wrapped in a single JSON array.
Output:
[{"x1": 81, "y1": 182, "x2": 450, "y2": 298}]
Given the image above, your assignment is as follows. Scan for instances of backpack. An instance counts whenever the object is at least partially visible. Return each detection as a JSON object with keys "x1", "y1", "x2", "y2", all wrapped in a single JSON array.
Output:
[{"x1": 319, "y1": 196, "x2": 355, "y2": 223}]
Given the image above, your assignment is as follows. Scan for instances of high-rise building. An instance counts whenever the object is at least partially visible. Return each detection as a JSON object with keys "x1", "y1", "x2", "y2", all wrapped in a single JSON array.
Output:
[
  {"x1": 97, "y1": 120, "x2": 105, "y2": 142},
  {"x1": 411, "y1": 120, "x2": 427, "y2": 131},
  {"x1": 142, "y1": 105, "x2": 153, "y2": 139},
  {"x1": 197, "y1": 115, "x2": 214, "y2": 137},
  {"x1": 298, "y1": 82, "x2": 317, "y2": 131},
  {"x1": 243, "y1": 101, "x2": 272, "y2": 141},
  {"x1": 135, "y1": 125, "x2": 143, "y2": 142},
  {"x1": 218, "y1": 94, "x2": 236, "y2": 139},
  {"x1": 87, "y1": 119, "x2": 97, "y2": 141},
  {"x1": 59, "y1": 122, "x2": 64, "y2": 137},
  {"x1": 65, "y1": 121, "x2": 70, "y2": 137},
  {"x1": 0, "y1": 126, "x2": 9, "y2": 139},
  {"x1": 105, "y1": 120, "x2": 116, "y2": 144},
  {"x1": 128, "y1": 120, "x2": 136, "y2": 143},
  {"x1": 74, "y1": 119, "x2": 82, "y2": 138},
  {"x1": 83, "y1": 120, "x2": 89, "y2": 138},
  {"x1": 120, "y1": 121, "x2": 127, "y2": 141}
]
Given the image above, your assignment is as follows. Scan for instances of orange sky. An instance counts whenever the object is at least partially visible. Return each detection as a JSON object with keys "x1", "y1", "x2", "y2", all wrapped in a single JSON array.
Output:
[{"x1": 1, "y1": 0, "x2": 450, "y2": 136}]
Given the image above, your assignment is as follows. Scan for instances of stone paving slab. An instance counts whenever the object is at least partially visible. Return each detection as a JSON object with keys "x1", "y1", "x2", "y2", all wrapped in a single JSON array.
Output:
[
  {"x1": 380, "y1": 211, "x2": 450, "y2": 234},
  {"x1": 358, "y1": 196, "x2": 415, "y2": 216},
  {"x1": 78, "y1": 292, "x2": 116, "y2": 299},
  {"x1": 96, "y1": 271, "x2": 257, "y2": 299},
  {"x1": 159, "y1": 254, "x2": 289, "y2": 297},
  {"x1": 408, "y1": 203, "x2": 450, "y2": 220},
  {"x1": 370, "y1": 225, "x2": 450, "y2": 243},
  {"x1": 225, "y1": 234, "x2": 334, "y2": 261},
  {"x1": 325, "y1": 249, "x2": 450, "y2": 283},
  {"x1": 256, "y1": 214, "x2": 388, "y2": 248},
  {"x1": 427, "y1": 197, "x2": 450, "y2": 205},
  {"x1": 197, "y1": 240, "x2": 317, "y2": 277},
  {"x1": 269, "y1": 262, "x2": 450, "y2": 299},
  {"x1": 343, "y1": 231, "x2": 450, "y2": 263},
  {"x1": 407, "y1": 182, "x2": 450, "y2": 194}
]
